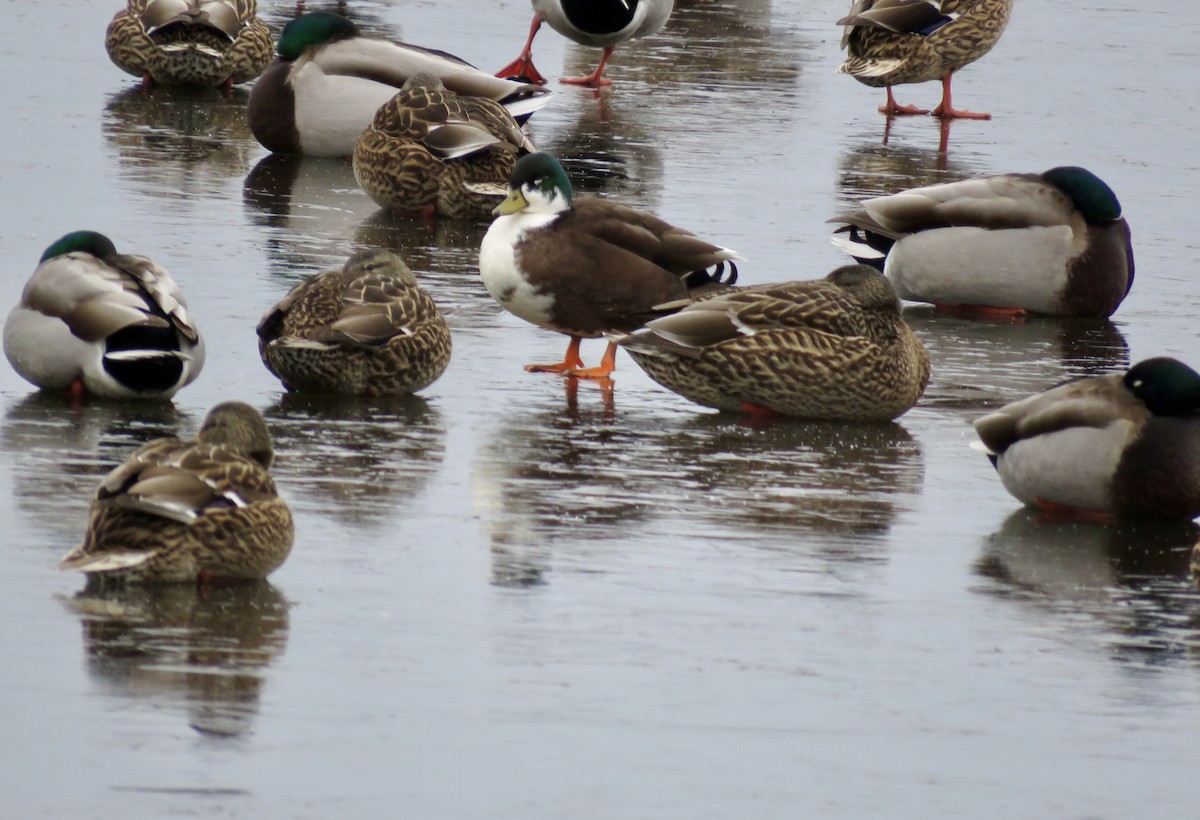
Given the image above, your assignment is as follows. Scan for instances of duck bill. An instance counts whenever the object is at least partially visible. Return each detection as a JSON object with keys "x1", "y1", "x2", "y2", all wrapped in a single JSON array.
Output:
[{"x1": 493, "y1": 189, "x2": 527, "y2": 217}]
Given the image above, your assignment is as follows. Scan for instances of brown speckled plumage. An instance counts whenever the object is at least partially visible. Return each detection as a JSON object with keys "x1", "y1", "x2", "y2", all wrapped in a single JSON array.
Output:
[
  {"x1": 838, "y1": 0, "x2": 1012, "y2": 115},
  {"x1": 257, "y1": 248, "x2": 452, "y2": 395},
  {"x1": 106, "y1": 0, "x2": 273, "y2": 88},
  {"x1": 616, "y1": 265, "x2": 930, "y2": 421},
  {"x1": 353, "y1": 74, "x2": 533, "y2": 219},
  {"x1": 59, "y1": 402, "x2": 293, "y2": 584}
]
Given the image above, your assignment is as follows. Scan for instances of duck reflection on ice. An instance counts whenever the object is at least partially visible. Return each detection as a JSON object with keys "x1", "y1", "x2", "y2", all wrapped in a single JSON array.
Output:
[
  {"x1": 265, "y1": 393, "x2": 446, "y2": 527},
  {"x1": 976, "y1": 510, "x2": 1200, "y2": 668},
  {"x1": 62, "y1": 581, "x2": 289, "y2": 738},
  {"x1": 477, "y1": 403, "x2": 924, "y2": 586},
  {"x1": 1, "y1": 394, "x2": 187, "y2": 539},
  {"x1": 102, "y1": 86, "x2": 257, "y2": 201},
  {"x1": 908, "y1": 312, "x2": 1130, "y2": 417}
]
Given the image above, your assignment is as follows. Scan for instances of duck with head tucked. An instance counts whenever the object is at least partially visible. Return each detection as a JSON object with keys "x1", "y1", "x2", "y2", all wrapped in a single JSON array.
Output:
[
  {"x1": 479, "y1": 152, "x2": 741, "y2": 380},
  {"x1": 3, "y1": 231, "x2": 204, "y2": 400},
  {"x1": 837, "y1": 0, "x2": 1014, "y2": 119},
  {"x1": 106, "y1": 0, "x2": 274, "y2": 90},
  {"x1": 353, "y1": 73, "x2": 536, "y2": 219},
  {"x1": 974, "y1": 358, "x2": 1200, "y2": 520},
  {"x1": 614, "y1": 265, "x2": 931, "y2": 421},
  {"x1": 248, "y1": 12, "x2": 551, "y2": 157},
  {"x1": 257, "y1": 248, "x2": 451, "y2": 396},
  {"x1": 829, "y1": 166, "x2": 1134, "y2": 318},
  {"x1": 497, "y1": 0, "x2": 675, "y2": 87},
  {"x1": 59, "y1": 402, "x2": 294, "y2": 584}
]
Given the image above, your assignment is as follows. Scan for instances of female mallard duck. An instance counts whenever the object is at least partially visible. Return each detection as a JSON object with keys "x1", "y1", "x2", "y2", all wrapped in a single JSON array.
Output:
[
  {"x1": 352, "y1": 73, "x2": 535, "y2": 219},
  {"x1": 837, "y1": 0, "x2": 1013, "y2": 119},
  {"x1": 497, "y1": 0, "x2": 675, "y2": 87},
  {"x1": 478, "y1": 152, "x2": 741, "y2": 379},
  {"x1": 105, "y1": 0, "x2": 274, "y2": 90},
  {"x1": 248, "y1": 12, "x2": 551, "y2": 157},
  {"x1": 257, "y1": 248, "x2": 451, "y2": 395},
  {"x1": 614, "y1": 265, "x2": 930, "y2": 420},
  {"x1": 59, "y1": 402, "x2": 294, "y2": 584},
  {"x1": 974, "y1": 358, "x2": 1200, "y2": 520},
  {"x1": 829, "y1": 166, "x2": 1134, "y2": 318},
  {"x1": 3, "y1": 231, "x2": 204, "y2": 400}
]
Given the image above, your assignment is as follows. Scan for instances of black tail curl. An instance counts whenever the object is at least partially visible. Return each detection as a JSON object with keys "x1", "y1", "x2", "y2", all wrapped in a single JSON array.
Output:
[{"x1": 681, "y1": 260, "x2": 739, "y2": 290}]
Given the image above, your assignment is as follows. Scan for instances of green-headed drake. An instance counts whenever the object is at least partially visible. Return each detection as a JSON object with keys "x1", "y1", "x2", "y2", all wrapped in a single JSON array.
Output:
[
  {"x1": 497, "y1": 0, "x2": 675, "y2": 87},
  {"x1": 829, "y1": 166, "x2": 1134, "y2": 318},
  {"x1": 478, "y1": 152, "x2": 741, "y2": 380},
  {"x1": 614, "y1": 265, "x2": 930, "y2": 421},
  {"x1": 248, "y1": 12, "x2": 551, "y2": 157},
  {"x1": 3, "y1": 231, "x2": 204, "y2": 400},
  {"x1": 257, "y1": 248, "x2": 451, "y2": 396},
  {"x1": 353, "y1": 73, "x2": 535, "y2": 219},
  {"x1": 106, "y1": 0, "x2": 273, "y2": 90},
  {"x1": 59, "y1": 402, "x2": 294, "y2": 584},
  {"x1": 838, "y1": 0, "x2": 1014, "y2": 119},
  {"x1": 974, "y1": 358, "x2": 1200, "y2": 520}
]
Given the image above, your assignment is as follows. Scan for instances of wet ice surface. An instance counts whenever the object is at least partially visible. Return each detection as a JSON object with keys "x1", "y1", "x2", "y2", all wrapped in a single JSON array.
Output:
[{"x1": 3, "y1": 0, "x2": 1200, "y2": 816}]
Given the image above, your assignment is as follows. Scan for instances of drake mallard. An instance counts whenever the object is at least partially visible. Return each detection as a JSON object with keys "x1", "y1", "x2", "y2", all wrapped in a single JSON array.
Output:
[
  {"x1": 829, "y1": 166, "x2": 1134, "y2": 318},
  {"x1": 478, "y1": 152, "x2": 741, "y2": 379},
  {"x1": 59, "y1": 402, "x2": 294, "y2": 583},
  {"x1": 974, "y1": 358, "x2": 1200, "y2": 520},
  {"x1": 248, "y1": 12, "x2": 551, "y2": 157},
  {"x1": 105, "y1": 0, "x2": 273, "y2": 90},
  {"x1": 837, "y1": 0, "x2": 1014, "y2": 119},
  {"x1": 497, "y1": 0, "x2": 675, "y2": 87},
  {"x1": 3, "y1": 231, "x2": 204, "y2": 400},
  {"x1": 257, "y1": 248, "x2": 452, "y2": 395},
  {"x1": 352, "y1": 73, "x2": 535, "y2": 219},
  {"x1": 614, "y1": 265, "x2": 930, "y2": 420}
]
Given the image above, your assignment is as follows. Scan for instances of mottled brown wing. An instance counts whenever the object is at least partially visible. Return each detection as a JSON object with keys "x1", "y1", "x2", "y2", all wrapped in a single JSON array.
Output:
[{"x1": 324, "y1": 272, "x2": 439, "y2": 348}]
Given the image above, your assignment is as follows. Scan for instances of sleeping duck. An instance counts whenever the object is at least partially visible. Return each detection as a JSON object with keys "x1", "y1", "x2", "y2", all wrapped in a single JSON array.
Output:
[
  {"x1": 974, "y1": 358, "x2": 1200, "y2": 520},
  {"x1": 829, "y1": 166, "x2": 1134, "y2": 318},
  {"x1": 248, "y1": 12, "x2": 551, "y2": 156},
  {"x1": 59, "y1": 402, "x2": 293, "y2": 584},
  {"x1": 614, "y1": 265, "x2": 931, "y2": 421},
  {"x1": 4, "y1": 231, "x2": 204, "y2": 400},
  {"x1": 106, "y1": 0, "x2": 274, "y2": 90}
]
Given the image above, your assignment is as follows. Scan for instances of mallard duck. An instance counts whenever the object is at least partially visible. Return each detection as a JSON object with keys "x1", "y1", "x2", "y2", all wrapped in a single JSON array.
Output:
[
  {"x1": 478, "y1": 152, "x2": 740, "y2": 379},
  {"x1": 829, "y1": 166, "x2": 1135, "y2": 318},
  {"x1": 974, "y1": 358, "x2": 1200, "y2": 520},
  {"x1": 614, "y1": 265, "x2": 930, "y2": 420},
  {"x1": 352, "y1": 73, "x2": 535, "y2": 219},
  {"x1": 497, "y1": 0, "x2": 675, "y2": 87},
  {"x1": 257, "y1": 248, "x2": 451, "y2": 395},
  {"x1": 3, "y1": 231, "x2": 204, "y2": 400},
  {"x1": 248, "y1": 12, "x2": 551, "y2": 157},
  {"x1": 837, "y1": 0, "x2": 1013, "y2": 119},
  {"x1": 59, "y1": 402, "x2": 294, "y2": 583},
  {"x1": 105, "y1": 0, "x2": 274, "y2": 90}
]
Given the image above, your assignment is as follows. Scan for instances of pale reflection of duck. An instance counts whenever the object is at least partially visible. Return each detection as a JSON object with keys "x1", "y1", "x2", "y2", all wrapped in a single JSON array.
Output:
[
  {"x1": 101, "y1": 86, "x2": 257, "y2": 200},
  {"x1": 0, "y1": 394, "x2": 186, "y2": 539},
  {"x1": 476, "y1": 399, "x2": 924, "y2": 585},
  {"x1": 242, "y1": 153, "x2": 378, "y2": 277},
  {"x1": 62, "y1": 581, "x2": 289, "y2": 737},
  {"x1": 264, "y1": 393, "x2": 446, "y2": 527},
  {"x1": 907, "y1": 311, "x2": 1130, "y2": 418},
  {"x1": 976, "y1": 510, "x2": 1200, "y2": 665},
  {"x1": 532, "y1": 95, "x2": 663, "y2": 207},
  {"x1": 835, "y1": 138, "x2": 981, "y2": 206}
]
